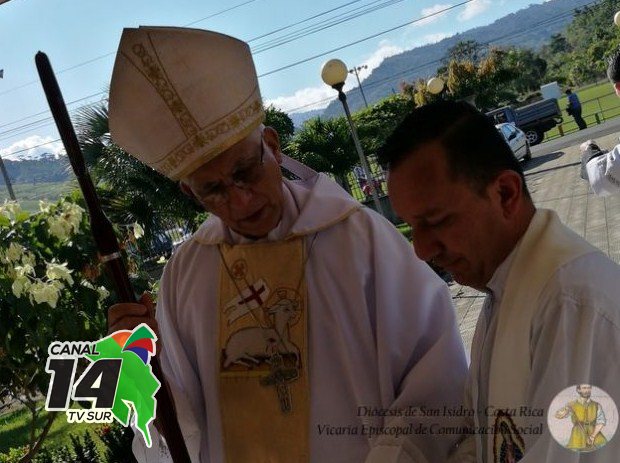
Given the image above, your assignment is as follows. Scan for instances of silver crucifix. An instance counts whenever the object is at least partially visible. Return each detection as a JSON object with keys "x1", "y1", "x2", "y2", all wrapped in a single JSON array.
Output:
[{"x1": 260, "y1": 352, "x2": 298, "y2": 413}]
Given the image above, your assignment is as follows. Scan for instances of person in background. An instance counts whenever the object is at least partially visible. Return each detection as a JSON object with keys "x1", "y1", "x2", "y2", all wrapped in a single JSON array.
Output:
[
  {"x1": 565, "y1": 88, "x2": 587, "y2": 130},
  {"x1": 578, "y1": 48, "x2": 620, "y2": 196}
]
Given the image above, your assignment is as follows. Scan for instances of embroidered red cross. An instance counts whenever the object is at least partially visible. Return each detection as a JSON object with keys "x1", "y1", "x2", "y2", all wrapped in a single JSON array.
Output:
[{"x1": 240, "y1": 283, "x2": 266, "y2": 306}]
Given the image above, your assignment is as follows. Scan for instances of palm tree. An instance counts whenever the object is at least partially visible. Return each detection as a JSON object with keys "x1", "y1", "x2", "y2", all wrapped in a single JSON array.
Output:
[
  {"x1": 287, "y1": 116, "x2": 358, "y2": 189},
  {"x1": 73, "y1": 101, "x2": 203, "y2": 253}
]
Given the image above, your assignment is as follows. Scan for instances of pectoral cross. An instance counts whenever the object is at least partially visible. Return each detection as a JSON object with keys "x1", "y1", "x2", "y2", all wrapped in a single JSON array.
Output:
[{"x1": 260, "y1": 352, "x2": 298, "y2": 413}]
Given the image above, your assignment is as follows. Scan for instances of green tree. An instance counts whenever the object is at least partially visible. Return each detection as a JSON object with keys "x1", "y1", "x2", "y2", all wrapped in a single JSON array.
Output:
[
  {"x1": 74, "y1": 102, "x2": 202, "y2": 249},
  {"x1": 353, "y1": 94, "x2": 415, "y2": 155},
  {"x1": 264, "y1": 106, "x2": 295, "y2": 149},
  {"x1": 502, "y1": 48, "x2": 548, "y2": 95},
  {"x1": 443, "y1": 40, "x2": 487, "y2": 65},
  {"x1": 98, "y1": 424, "x2": 138, "y2": 463},
  {"x1": 541, "y1": 0, "x2": 620, "y2": 85},
  {"x1": 287, "y1": 117, "x2": 358, "y2": 185},
  {"x1": 69, "y1": 432, "x2": 100, "y2": 463},
  {"x1": 412, "y1": 48, "x2": 518, "y2": 110}
]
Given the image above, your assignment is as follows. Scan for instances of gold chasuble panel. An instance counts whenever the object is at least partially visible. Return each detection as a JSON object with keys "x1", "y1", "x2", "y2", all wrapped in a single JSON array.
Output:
[{"x1": 218, "y1": 238, "x2": 309, "y2": 462}]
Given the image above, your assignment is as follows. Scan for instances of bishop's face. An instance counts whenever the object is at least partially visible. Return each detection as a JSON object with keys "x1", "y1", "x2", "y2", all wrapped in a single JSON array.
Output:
[{"x1": 182, "y1": 127, "x2": 285, "y2": 239}]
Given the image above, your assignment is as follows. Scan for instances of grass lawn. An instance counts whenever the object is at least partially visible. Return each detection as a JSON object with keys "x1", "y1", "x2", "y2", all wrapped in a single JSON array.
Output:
[
  {"x1": 0, "y1": 403, "x2": 106, "y2": 456},
  {"x1": 544, "y1": 80, "x2": 620, "y2": 141},
  {"x1": 0, "y1": 181, "x2": 74, "y2": 212}
]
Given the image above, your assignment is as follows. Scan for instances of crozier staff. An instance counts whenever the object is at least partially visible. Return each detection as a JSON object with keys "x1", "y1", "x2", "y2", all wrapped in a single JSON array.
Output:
[
  {"x1": 107, "y1": 27, "x2": 468, "y2": 462},
  {"x1": 34, "y1": 51, "x2": 191, "y2": 463}
]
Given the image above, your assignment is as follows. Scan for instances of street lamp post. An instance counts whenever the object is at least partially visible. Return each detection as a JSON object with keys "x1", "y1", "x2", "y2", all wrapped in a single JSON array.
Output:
[
  {"x1": 321, "y1": 58, "x2": 384, "y2": 216},
  {"x1": 348, "y1": 65, "x2": 369, "y2": 108}
]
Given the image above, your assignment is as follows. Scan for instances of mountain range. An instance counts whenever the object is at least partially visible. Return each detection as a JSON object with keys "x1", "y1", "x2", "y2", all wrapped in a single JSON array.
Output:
[
  {"x1": 1, "y1": 0, "x2": 597, "y2": 182},
  {"x1": 293, "y1": 0, "x2": 594, "y2": 124},
  {"x1": 0, "y1": 153, "x2": 70, "y2": 185}
]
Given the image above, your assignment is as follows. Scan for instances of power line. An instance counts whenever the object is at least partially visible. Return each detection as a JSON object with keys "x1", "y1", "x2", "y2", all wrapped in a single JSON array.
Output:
[
  {"x1": 0, "y1": 138, "x2": 62, "y2": 158},
  {"x1": 0, "y1": 92, "x2": 107, "y2": 144},
  {"x1": 252, "y1": 0, "x2": 403, "y2": 53},
  {"x1": 0, "y1": 91, "x2": 106, "y2": 131},
  {"x1": 0, "y1": 0, "x2": 391, "y2": 135},
  {"x1": 0, "y1": 0, "x2": 596, "y2": 146},
  {"x1": 282, "y1": 1, "x2": 595, "y2": 113},
  {"x1": 184, "y1": 0, "x2": 261, "y2": 27},
  {"x1": 247, "y1": 0, "x2": 366, "y2": 42},
  {"x1": 258, "y1": 1, "x2": 474, "y2": 77},
  {"x1": 0, "y1": 0, "x2": 396, "y2": 100},
  {"x1": 0, "y1": 0, "x2": 263, "y2": 98}
]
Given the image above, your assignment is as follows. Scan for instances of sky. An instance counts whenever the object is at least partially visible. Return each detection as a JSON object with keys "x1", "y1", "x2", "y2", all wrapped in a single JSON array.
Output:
[{"x1": 0, "y1": 0, "x2": 553, "y2": 160}]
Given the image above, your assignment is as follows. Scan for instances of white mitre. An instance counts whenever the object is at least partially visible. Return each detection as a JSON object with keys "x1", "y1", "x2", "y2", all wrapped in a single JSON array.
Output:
[{"x1": 108, "y1": 26, "x2": 265, "y2": 180}]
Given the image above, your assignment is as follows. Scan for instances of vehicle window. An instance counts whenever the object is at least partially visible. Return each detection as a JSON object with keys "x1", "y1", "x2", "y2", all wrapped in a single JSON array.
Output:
[{"x1": 501, "y1": 125, "x2": 512, "y2": 139}]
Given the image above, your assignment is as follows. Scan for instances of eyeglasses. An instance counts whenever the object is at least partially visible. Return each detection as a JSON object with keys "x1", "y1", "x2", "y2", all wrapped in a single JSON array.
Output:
[{"x1": 193, "y1": 137, "x2": 266, "y2": 207}]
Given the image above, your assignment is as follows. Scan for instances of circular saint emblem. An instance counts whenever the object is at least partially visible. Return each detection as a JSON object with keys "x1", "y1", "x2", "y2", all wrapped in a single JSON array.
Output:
[{"x1": 548, "y1": 384, "x2": 618, "y2": 453}]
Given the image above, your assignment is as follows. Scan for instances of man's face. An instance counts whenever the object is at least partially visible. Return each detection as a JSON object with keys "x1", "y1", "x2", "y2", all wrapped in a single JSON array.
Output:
[
  {"x1": 577, "y1": 385, "x2": 592, "y2": 399},
  {"x1": 182, "y1": 127, "x2": 285, "y2": 238},
  {"x1": 388, "y1": 141, "x2": 512, "y2": 290}
]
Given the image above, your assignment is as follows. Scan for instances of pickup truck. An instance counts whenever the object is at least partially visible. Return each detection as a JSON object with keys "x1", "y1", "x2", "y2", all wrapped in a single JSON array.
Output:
[{"x1": 486, "y1": 98, "x2": 563, "y2": 146}]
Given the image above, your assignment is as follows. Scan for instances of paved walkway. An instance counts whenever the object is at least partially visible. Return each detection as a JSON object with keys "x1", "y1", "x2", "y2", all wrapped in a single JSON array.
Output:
[{"x1": 454, "y1": 132, "x2": 620, "y2": 352}]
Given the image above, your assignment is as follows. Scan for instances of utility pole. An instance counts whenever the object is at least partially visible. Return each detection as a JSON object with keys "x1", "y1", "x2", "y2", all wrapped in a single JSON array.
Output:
[
  {"x1": 0, "y1": 66, "x2": 16, "y2": 200},
  {"x1": 0, "y1": 155, "x2": 16, "y2": 200},
  {"x1": 348, "y1": 65, "x2": 369, "y2": 108}
]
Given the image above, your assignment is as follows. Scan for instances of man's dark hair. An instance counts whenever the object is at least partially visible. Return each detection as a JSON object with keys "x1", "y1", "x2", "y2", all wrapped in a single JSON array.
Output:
[
  {"x1": 377, "y1": 100, "x2": 529, "y2": 196},
  {"x1": 607, "y1": 48, "x2": 620, "y2": 83},
  {"x1": 565, "y1": 88, "x2": 572, "y2": 95}
]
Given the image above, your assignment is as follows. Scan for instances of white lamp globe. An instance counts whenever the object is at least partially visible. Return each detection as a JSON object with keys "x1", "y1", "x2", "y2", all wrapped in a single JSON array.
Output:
[
  {"x1": 427, "y1": 77, "x2": 445, "y2": 95},
  {"x1": 321, "y1": 59, "x2": 348, "y2": 86},
  {"x1": 614, "y1": 11, "x2": 620, "y2": 26}
]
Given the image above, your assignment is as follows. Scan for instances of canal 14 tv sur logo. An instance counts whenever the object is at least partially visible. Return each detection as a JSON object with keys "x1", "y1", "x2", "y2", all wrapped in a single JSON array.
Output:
[
  {"x1": 44, "y1": 325, "x2": 160, "y2": 447},
  {"x1": 45, "y1": 340, "x2": 119, "y2": 423}
]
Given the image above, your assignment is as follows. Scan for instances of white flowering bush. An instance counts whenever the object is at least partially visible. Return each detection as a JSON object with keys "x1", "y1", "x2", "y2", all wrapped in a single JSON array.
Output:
[{"x1": 0, "y1": 195, "x2": 151, "y2": 460}]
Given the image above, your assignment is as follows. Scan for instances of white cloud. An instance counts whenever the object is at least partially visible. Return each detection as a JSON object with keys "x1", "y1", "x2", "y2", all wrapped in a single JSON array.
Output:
[
  {"x1": 265, "y1": 85, "x2": 336, "y2": 113},
  {"x1": 422, "y1": 33, "x2": 450, "y2": 44},
  {"x1": 458, "y1": 0, "x2": 491, "y2": 21},
  {"x1": 266, "y1": 42, "x2": 403, "y2": 113},
  {"x1": 355, "y1": 42, "x2": 404, "y2": 82},
  {"x1": 0, "y1": 135, "x2": 65, "y2": 161},
  {"x1": 415, "y1": 4, "x2": 453, "y2": 27}
]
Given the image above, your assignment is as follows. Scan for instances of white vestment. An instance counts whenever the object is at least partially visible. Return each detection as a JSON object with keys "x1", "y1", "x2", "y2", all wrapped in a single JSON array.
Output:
[
  {"x1": 132, "y1": 174, "x2": 468, "y2": 462},
  {"x1": 585, "y1": 144, "x2": 620, "y2": 197},
  {"x1": 452, "y1": 209, "x2": 620, "y2": 462}
]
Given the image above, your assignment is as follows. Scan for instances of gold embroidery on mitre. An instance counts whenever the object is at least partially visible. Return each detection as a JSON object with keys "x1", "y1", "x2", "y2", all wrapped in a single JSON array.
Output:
[
  {"x1": 159, "y1": 98, "x2": 264, "y2": 178},
  {"x1": 125, "y1": 36, "x2": 264, "y2": 179},
  {"x1": 129, "y1": 42, "x2": 200, "y2": 139}
]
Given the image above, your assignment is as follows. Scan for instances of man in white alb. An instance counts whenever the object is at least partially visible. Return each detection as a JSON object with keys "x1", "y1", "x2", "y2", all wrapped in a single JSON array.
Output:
[{"x1": 380, "y1": 100, "x2": 620, "y2": 462}]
